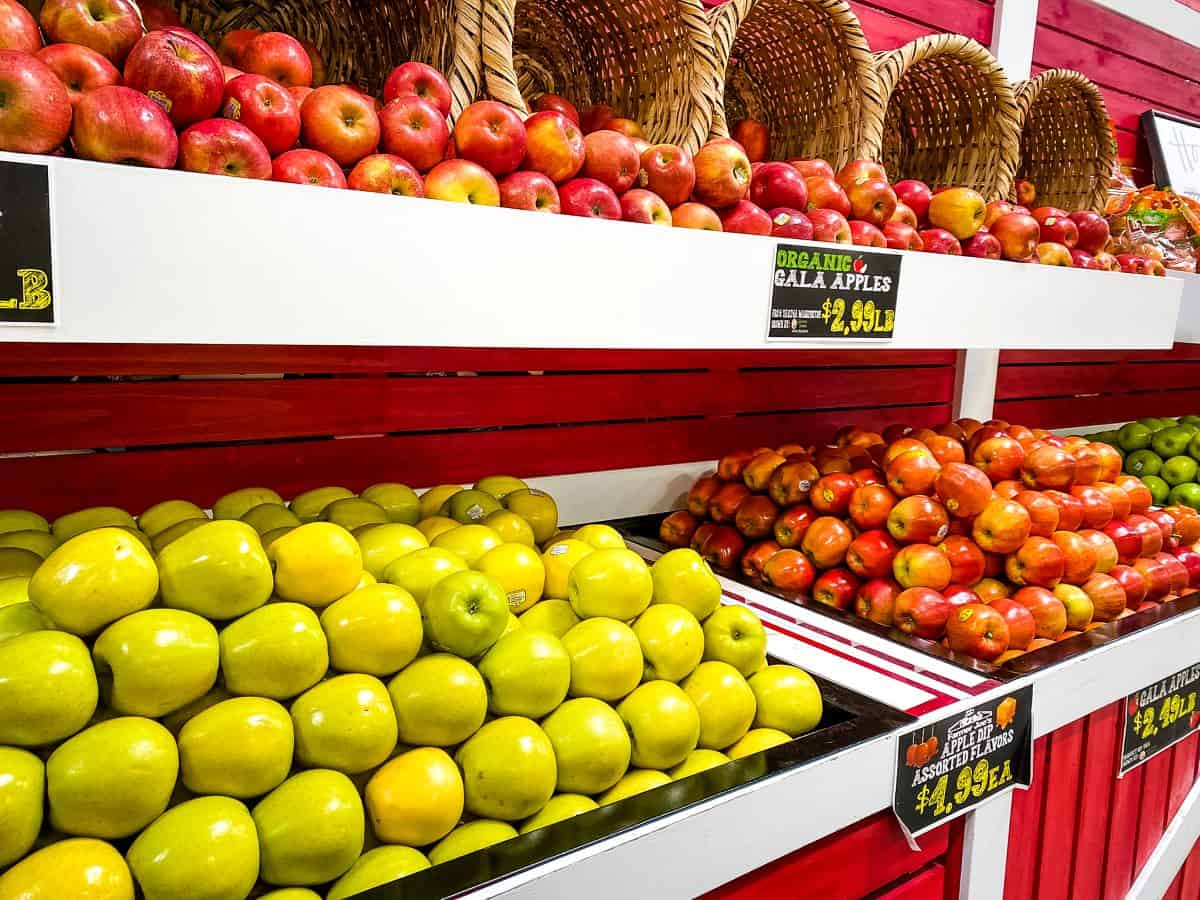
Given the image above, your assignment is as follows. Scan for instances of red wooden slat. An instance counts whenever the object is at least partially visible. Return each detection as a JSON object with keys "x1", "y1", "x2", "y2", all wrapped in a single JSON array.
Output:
[
  {"x1": 999, "y1": 350, "x2": 1132, "y2": 364},
  {"x1": 0, "y1": 404, "x2": 954, "y2": 517},
  {"x1": 1071, "y1": 702, "x2": 1122, "y2": 900},
  {"x1": 1162, "y1": 736, "x2": 1200, "y2": 900},
  {"x1": 1182, "y1": 836, "x2": 1200, "y2": 900},
  {"x1": 1004, "y1": 735, "x2": 1050, "y2": 900},
  {"x1": 1037, "y1": 717, "x2": 1086, "y2": 900},
  {"x1": 875, "y1": 863, "x2": 946, "y2": 900},
  {"x1": 1135, "y1": 750, "x2": 1174, "y2": 877},
  {"x1": 851, "y1": 5, "x2": 932, "y2": 50},
  {"x1": 994, "y1": 363, "x2": 1123, "y2": 400},
  {"x1": 734, "y1": 367, "x2": 955, "y2": 414},
  {"x1": 851, "y1": 0, "x2": 991, "y2": 43},
  {"x1": 994, "y1": 395, "x2": 1118, "y2": 430},
  {"x1": 1103, "y1": 762, "x2": 1144, "y2": 899},
  {"x1": 1166, "y1": 869, "x2": 1184, "y2": 900},
  {"x1": 0, "y1": 343, "x2": 958, "y2": 377},
  {"x1": 704, "y1": 812, "x2": 949, "y2": 900}
]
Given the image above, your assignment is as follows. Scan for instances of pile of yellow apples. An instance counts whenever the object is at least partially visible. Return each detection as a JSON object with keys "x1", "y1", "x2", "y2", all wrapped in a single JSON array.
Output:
[{"x1": 0, "y1": 475, "x2": 821, "y2": 899}]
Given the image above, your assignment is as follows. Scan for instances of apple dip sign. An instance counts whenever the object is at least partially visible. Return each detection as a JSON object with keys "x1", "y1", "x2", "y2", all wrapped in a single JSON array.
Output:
[{"x1": 768, "y1": 244, "x2": 901, "y2": 340}]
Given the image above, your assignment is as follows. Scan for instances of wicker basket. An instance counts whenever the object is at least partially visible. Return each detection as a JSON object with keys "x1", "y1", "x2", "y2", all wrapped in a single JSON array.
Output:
[
  {"x1": 1014, "y1": 69, "x2": 1115, "y2": 213},
  {"x1": 175, "y1": 0, "x2": 482, "y2": 120},
  {"x1": 706, "y1": 0, "x2": 883, "y2": 169},
  {"x1": 873, "y1": 34, "x2": 1020, "y2": 200},
  {"x1": 480, "y1": 0, "x2": 722, "y2": 152}
]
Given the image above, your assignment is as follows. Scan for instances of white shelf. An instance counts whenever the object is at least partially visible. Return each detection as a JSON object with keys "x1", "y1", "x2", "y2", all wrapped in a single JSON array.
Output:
[
  {"x1": 0, "y1": 152, "x2": 1183, "y2": 351},
  {"x1": 1173, "y1": 271, "x2": 1200, "y2": 344}
]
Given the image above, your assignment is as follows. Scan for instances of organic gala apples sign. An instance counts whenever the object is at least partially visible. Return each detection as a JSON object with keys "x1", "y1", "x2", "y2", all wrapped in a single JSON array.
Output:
[{"x1": 768, "y1": 244, "x2": 901, "y2": 340}]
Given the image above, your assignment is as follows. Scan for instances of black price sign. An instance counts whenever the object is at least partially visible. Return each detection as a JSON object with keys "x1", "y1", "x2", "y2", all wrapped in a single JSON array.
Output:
[
  {"x1": 1119, "y1": 663, "x2": 1200, "y2": 776},
  {"x1": 767, "y1": 244, "x2": 901, "y2": 340},
  {"x1": 893, "y1": 685, "x2": 1033, "y2": 838},
  {"x1": 0, "y1": 158, "x2": 55, "y2": 325}
]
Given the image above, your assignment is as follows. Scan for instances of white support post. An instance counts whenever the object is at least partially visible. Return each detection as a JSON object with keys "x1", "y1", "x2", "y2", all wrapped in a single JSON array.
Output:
[
  {"x1": 958, "y1": 791, "x2": 1014, "y2": 900},
  {"x1": 953, "y1": 349, "x2": 999, "y2": 422}
]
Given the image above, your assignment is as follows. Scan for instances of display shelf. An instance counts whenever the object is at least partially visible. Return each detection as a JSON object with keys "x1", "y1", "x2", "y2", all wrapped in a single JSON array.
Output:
[
  {"x1": 1173, "y1": 271, "x2": 1200, "y2": 344},
  {"x1": 0, "y1": 152, "x2": 1182, "y2": 352}
]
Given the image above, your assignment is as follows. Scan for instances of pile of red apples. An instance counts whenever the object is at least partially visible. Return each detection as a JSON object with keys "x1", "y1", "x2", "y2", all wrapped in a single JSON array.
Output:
[{"x1": 662, "y1": 420, "x2": 1200, "y2": 664}]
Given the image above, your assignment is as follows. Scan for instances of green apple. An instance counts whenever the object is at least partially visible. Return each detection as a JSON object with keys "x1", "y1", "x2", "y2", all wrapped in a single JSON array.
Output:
[
  {"x1": 750, "y1": 665, "x2": 823, "y2": 736},
  {"x1": 289, "y1": 486, "x2": 355, "y2": 522},
  {"x1": 455, "y1": 716, "x2": 557, "y2": 820},
  {"x1": 93, "y1": 609, "x2": 220, "y2": 717},
  {"x1": 291, "y1": 673, "x2": 398, "y2": 774},
  {"x1": 1154, "y1": 426, "x2": 1193, "y2": 459},
  {"x1": 561, "y1": 617, "x2": 643, "y2": 701},
  {"x1": 1170, "y1": 482, "x2": 1200, "y2": 510},
  {"x1": 0, "y1": 746, "x2": 43, "y2": 867},
  {"x1": 444, "y1": 489, "x2": 502, "y2": 524},
  {"x1": 151, "y1": 517, "x2": 209, "y2": 553},
  {"x1": 0, "y1": 630, "x2": 97, "y2": 745},
  {"x1": 51, "y1": 506, "x2": 136, "y2": 541},
  {"x1": 1188, "y1": 432, "x2": 1200, "y2": 463},
  {"x1": 0, "y1": 509, "x2": 49, "y2": 535},
  {"x1": 0, "y1": 547, "x2": 39, "y2": 581},
  {"x1": 0, "y1": 838, "x2": 133, "y2": 898},
  {"x1": 126, "y1": 796, "x2": 259, "y2": 900},
  {"x1": 478, "y1": 628, "x2": 570, "y2": 717},
  {"x1": 703, "y1": 605, "x2": 768, "y2": 676},
  {"x1": 519, "y1": 598, "x2": 581, "y2": 637},
  {"x1": 429, "y1": 820, "x2": 518, "y2": 865},
  {"x1": 633, "y1": 603, "x2": 703, "y2": 681},
  {"x1": 178, "y1": 696, "x2": 294, "y2": 798},
  {"x1": 616, "y1": 681, "x2": 700, "y2": 769},
  {"x1": 253, "y1": 769, "x2": 364, "y2": 886},
  {"x1": 240, "y1": 502, "x2": 301, "y2": 535},
  {"x1": 1163, "y1": 455, "x2": 1200, "y2": 486},
  {"x1": 681, "y1": 661, "x2": 756, "y2": 750},
  {"x1": 669, "y1": 748, "x2": 730, "y2": 780},
  {"x1": 474, "y1": 475, "x2": 528, "y2": 501},
  {"x1": 322, "y1": 497, "x2": 389, "y2": 531},
  {"x1": 423, "y1": 570, "x2": 508, "y2": 657},
  {"x1": 361, "y1": 482, "x2": 421, "y2": 524},
  {"x1": 519, "y1": 793, "x2": 597, "y2": 834},
  {"x1": 571, "y1": 523, "x2": 627, "y2": 549},
  {"x1": 0, "y1": 575, "x2": 28, "y2": 608},
  {"x1": 213, "y1": 487, "x2": 283, "y2": 521},
  {"x1": 651, "y1": 549, "x2": 722, "y2": 621},
  {"x1": 355, "y1": 523, "x2": 428, "y2": 579},
  {"x1": 0, "y1": 601, "x2": 51, "y2": 643},
  {"x1": 326, "y1": 845, "x2": 430, "y2": 900},
  {"x1": 219, "y1": 603, "x2": 329, "y2": 700},
  {"x1": 47, "y1": 716, "x2": 178, "y2": 838},
  {"x1": 726, "y1": 727, "x2": 791, "y2": 759},
  {"x1": 0, "y1": 529, "x2": 59, "y2": 559},
  {"x1": 431, "y1": 524, "x2": 503, "y2": 567},
  {"x1": 1181, "y1": 415, "x2": 1200, "y2": 428},
  {"x1": 540, "y1": 697, "x2": 631, "y2": 794},
  {"x1": 1143, "y1": 474, "x2": 1171, "y2": 505},
  {"x1": 29, "y1": 528, "x2": 158, "y2": 635},
  {"x1": 1117, "y1": 422, "x2": 1153, "y2": 452},
  {"x1": 1124, "y1": 449, "x2": 1163, "y2": 477},
  {"x1": 321, "y1": 583, "x2": 423, "y2": 676},
  {"x1": 388, "y1": 653, "x2": 487, "y2": 746},
  {"x1": 380, "y1": 546, "x2": 467, "y2": 609},
  {"x1": 137, "y1": 499, "x2": 206, "y2": 538},
  {"x1": 568, "y1": 548, "x2": 654, "y2": 620},
  {"x1": 596, "y1": 769, "x2": 671, "y2": 805}
]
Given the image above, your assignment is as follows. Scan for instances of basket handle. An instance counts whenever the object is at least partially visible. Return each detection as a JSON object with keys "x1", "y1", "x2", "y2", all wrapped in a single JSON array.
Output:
[
  {"x1": 679, "y1": 0, "x2": 725, "y2": 153},
  {"x1": 451, "y1": 0, "x2": 485, "y2": 121},
  {"x1": 481, "y1": 0, "x2": 531, "y2": 116}
]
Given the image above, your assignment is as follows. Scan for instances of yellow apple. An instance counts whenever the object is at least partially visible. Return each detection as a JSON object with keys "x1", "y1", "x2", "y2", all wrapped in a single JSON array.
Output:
[
  {"x1": 137, "y1": 499, "x2": 206, "y2": 538},
  {"x1": 651, "y1": 548, "x2": 722, "y2": 621},
  {"x1": 750, "y1": 665, "x2": 823, "y2": 736},
  {"x1": 561, "y1": 617, "x2": 643, "y2": 701},
  {"x1": 240, "y1": 502, "x2": 301, "y2": 535},
  {"x1": 415, "y1": 515, "x2": 459, "y2": 542},
  {"x1": 159, "y1": 686, "x2": 231, "y2": 735},
  {"x1": 478, "y1": 628, "x2": 570, "y2": 717},
  {"x1": 681, "y1": 660, "x2": 756, "y2": 750},
  {"x1": 431, "y1": 524, "x2": 503, "y2": 566},
  {"x1": 157, "y1": 520, "x2": 274, "y2": 620},
  {"x1": 702, "y1": 605, "x2": 768, "y2": 676},
  {"x1": 178, "y1": 696, "x2": 294, "y2": 798},
  {"x1": 617, "y1": 680, "x2": 701, "y2": 769},
  {"x1": 0, "y1": 630, "x2": 97, "y2": 745},
  {"x1": 322, "y1": 498, "x2": 388, "y2": 533},
  {"x1": 475, "y1": 474, "x2": 528, "y2": 500},
  {"x1": 483, "y1": 510, "x2": 536, "y2": 547},
  {"x1": 326, "y1": 845, "x2": 430, "y2": 900},
  {"x1": 219, "y1": 602, "x2": 329, "y2": 700},
  {"x1": 519, "y1": 793, "x2": 597, "y2": 834},
  {"x1": 259, "y1": 890, "x2": 322, "y2": 900},
  {"x1": 321, "y1": 583, "x2": 422, "y2": 676},
  {"x1": 540, "y1": 697, "x2": 631, "y2": 794},
  {"x1": 928, "y1": 186, "x2": 987, "y2": 239},
  {"x1": 0, "y1": 600, "x2": 50, "y2": 643},
  {"x1": 669, "y1": 748, "x2": 730, "y2": 779},
  {"x1": 572, "y1": 523, "x2": 626, "y2": 549},
  {"x1": 151, "y1": 518, "x2": 209, "y2": 552},
  {"x1": 356, "y1": 523, "x2": 428, "y2": 578},
  {"x1": 455, "y1": 716, "x2": 557, "y2": 820},
  {"x1": 0, "y1": 529, "x2": 59, "y2": 559},
  {"x1": 213, "y1": 486, "x2": 283, "y2": 520},
  {"x1": 541, "y1": 538, "x2": 594, "y2": 600},
  {"x1": 290, "y1": 486, "x2": 355, "y2": 522},
  {"x1": 596, "y1": 769, "x2": 671, "y2": 805},
  {"x1": 502, "y1": 489, "x2": 559, "y2": 544},
  {"x1": 0, "y1": 509, "x2": 49, "y2": 535},
  {"x1": 0, "y1": 575, "x2": 29, "y2": 608},
  {"x1": 568, "y1": 547, "x2": 654, "y2": 620},
  {"x1": 269, "y1": 522, "x2": 363, "y2": 607},
  {"x1": 291, "y1": 674, "x2": 398, "y2": 774},
  {"x1": 1055, "y1": 583, "x2": 1094, "y2": 630},
  {"x1": 429, "y1": 820, "x2": 517, "y2": 865},
  {"x1": 419, "y1": 484, "x2": 464, "y2": 519},
  {"x1": 726, "y1": 727, "x2": 791, "y2": 759},
  {"x1": 361, "y1": 482, "x2": 421, "y2": 524},
  {"x1": 365, "y1": 746, "x2": 463, "y2": 846},
  {"x1": 518, "y1": 598, "x2": 580, "y2": 637},
  {"x1": 476, "y1": 542, "x2": 545, "y2": 613},
  {"x1": 52, "y1": 506, "x2": 136, "y2": 541},
  {"x1": 381, "y1": 546, "x2": 467, "y2": 609},
  {"x1": 253, "y1": 769, "x2": 364, "y2": 886},
  {"x1": 0, "y1": 746, "x2": 42, "y2": 867},
  {"x1": 388, "y1": 653, "x2": 487, "y2": 746},
  {"x1": 443, "y1": 489, "x2": 502, "y2": 524},
  {"x1": 423, "y1": 569, "x2": 508, "y2": 657},
  {"x1": 633, "y1": 603, "x2": 703, "y2": 681},
  {"x1": 0, "y1": 838, "x2": 133, "y2": 899}
]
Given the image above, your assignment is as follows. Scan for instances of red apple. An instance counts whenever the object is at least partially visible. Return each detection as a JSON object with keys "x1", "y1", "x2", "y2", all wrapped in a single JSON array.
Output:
[
  {"x1": 849, "y1": 220, "x2": 886, "y2": 247},
  {"x1": 36, "y1": 43, "x2": 121, "y2": 107},
  {"x1": 615, "y1": 187, "x2": 670, "y2": 224},
  {"x1": 805, "y1": 176, "x2": 851, "y2": 217},
  {"x1": 848, "y1": 483, "x2": 896, "y2": 531},
  {"x1": 672, "y1": 201, "x2": 721, "y2": 231},
  {"x1": 1043, "y1": 490, "x2": 1084, "y2": 532},
  {"x1": 376, "y1": 94, "x2": 449, "y2": 173},
  {"x1": 559, "y1": 177, "x2": 621, "y2": 219},
  {"x1": 1156, "y1": 552, "x2": 1190, "y2": 595},
  {"x1": 893, "y1": 179, "x2": 931, "y2": 224},
  {"x1": 790, "y1": 158, "x2": 833, "y2": 180},
  {"x1": 938, "y1": 535, "x2": 986, "y2": 585},
  {"x1": 734, "y1": 494, "x2": 780, "y2": 540},
  {"x1": 660, "y1": 511, "x2": 698, "y2": 549},
  {"x1": 1079, "y1": 528, "x2": 1119, "y2": 574},
  {"x1": 813, "y1": 568, "x2": 861, "y2": 611},
  {"x1": 846, "y1": 529, "x2": 901, "y2": 579},
  {"x1": 0, "y1": 50, "x2": 73, "y2": 153},
  {"x1": 750, "y1": 161, "x2": 808, "y2": 211},
  {"x1": 1021, "y1": 444, "x2": 1075, "y2": 490},
  {"x1": 1036, "y1": 241, "x2": 1074, "y2": 266},
  {"x1": 1092, "y1": 251, "x2": 1120, "y2": 271},
  {"x1": 919, "y1": 228, "x2": 962, "y2": 255},
  {"x1": 450, "y1": 99, "x2": 526, "y2": 176},
  {"x1": 1070, "y1": 248, "x2": 1094, "y2": 268},
  {"x1": 1070, "y1": 485, "x2": 1114, "y2": 530},
  {"x1": 885, "y1": 448, "x2": 940, "y2": 498},
  {"x1": 178, "y1": 117, "x2": 270, "y2": 179},
  {"x1": 1015, "y1": 178, "x2": 1036, "y2": 207},
  {"x1": 1, "y1": 0, "x2": 40, "y2": 53},
  {"x1": 973, "y1": 499, "x2": 1032, "y2": 554},
  {"x1": 1005, "y1": 536, "x2": 1066, "y2": 588},
  {"x1": 518, "y1": 109, "x2": 585, "y2": 183},
  {"x1": 887, "y1": 495, "x2": 949, "y2": 545},
  {"x1": 1133, "y1": 557, "x2": 1172, "y2": 601},
  {"x1": 271, "y1": 147, "x2": 346, "y2": 188},
  {"x1": 532, "y1": 93, "x2": 578, "y2": 124},
  {"x1": 984, "y1": 200, "x2": 1014, "y2": 228},
  {"x1": 382, "y1": 61, "x2": 451, "y2": 116},
  {"x1": 39, "y1": 0, "x2": 143, "y2": 66},
  {"x1": 1032, "y1": 205, "x2": 1068, "y2": 224},
  {"x1": 856, "y1": 577, "x2": 901, "y2": 626},
  {"x1": 1174, "y1": 548, "x2": 1200, "y2": 588},
  {"x1": 635, "y1": 143, "x2": 694, "y2": 207},
  {"x1": 607, "y1": 117, "x2": 641, "y2": 139},
  {"x1": 1110, "y1": 564, "x2": 1147, "y2": 607},
  {"x1": 890, "y1": 202, "x2": 918, "y2": 227},
  {"x1": 719, "y1": 200, "x2": 771, "y2": 235},
  {"x1": 946, "y1": 603, "x2": 1010, "y2": 660},
  {"x1": 962, "y1": 230, "x2": 1001, "y2": 259},
  {"x1": 836, "y1": 159, "x2": 887, "y2": 191},
  {"x1": 1082, "y1": 572, "x2": 1127, "y2": 621},
  {"x1": 1014, "y1": 585, "x2": 1067, "y2": 640},
  {"x1": 989, "y1": 597, "x2": 1035, "y2": 650},
  {"x1": 808, "y1": 208, "x2": 851, "y2": 244},
  {"x1": 764, "y1": 548, "x2": 816, "y2": 593},
  {"x1": 299, "y1": 84, "x2": 379, "y2": 167},
  {"x1": 893, "y1": 543, "x2": 952, "y2": 591},
  {"x1": 740, "y1": 539, "x2": 780, "y2": 583},
  {"x1": 220, "y1": 74, "x2": 299, "y2": 156},
  {"x1": 846, "y1": 178, "x2": 897, "y2": 227},
  {"x1": 990, "y1": 213, "x2": 1040, "y2": 261},
  {"x1": 882, "y1": 221, "x2": 924, "y2": 251},
  {"x1": 240, "y1": 32, "x2": 311, "y2": 88},
  {"x1": 580, "y1": 103, "x2": 614, "y2": 134},
  {"x1": 1037, "y1": 211, "x2": 1079, "y2": 247},
  {"x1": 71, "y1": 83, "x2": 176, "y2": 166},
  {"x1": 699, "y1": 524, "x2": 745, "y2": 571},
  {"x1": 973, "y1": 436, "x2": 1025, "y2": 484},
  {"x1": 423, "y1": 158, "x2": 499, "y2": 205},
  {"x1": 137, "y1": 0, "x2": 180, "y2": 31},
  {"x1": 894, "y1": 587, "x2": 951, "y2": 639},
  {"x1": 123, "y1": 29, "x2": 223, "y2": 127},
  {"x1": 801, "y1": 516, "x2": 853, "y2": 569},
  {"x1": 349, "y1": 153, "x2": 424, "y2": 196},
  {"x1": 732, "y1": 118, "x2": 769, "y2": 162},
  {"x1": 943, "y1": 584, "x2": 982, "y2": 609},
  {"x1": 769, "y1": 207, "x2": 813, "y2": 240},
  {"x1": 693, "y1": 138, "x2": 751, "y2": 208},
  {"x1": 1068, "y1": 209, "x2": 1110, "y2": 254},
  {"x1": 216, "y1": 29, "x2": 257, "y2": 67}
]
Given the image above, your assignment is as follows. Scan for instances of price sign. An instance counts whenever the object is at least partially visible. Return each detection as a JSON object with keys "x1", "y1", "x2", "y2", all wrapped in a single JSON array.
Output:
[
  {"x1": 767, "y1": 244, "x2": 901, "y2": 340},
  {"x1": 0, "y1": 158, "x2": 55, "y2": 325},
  {"x1": 1119, "y1": 663, "x2": 1200, "y2": 776},
  {"x1": 893, "y1": 685, "x2": 1033, "y2": 838}
]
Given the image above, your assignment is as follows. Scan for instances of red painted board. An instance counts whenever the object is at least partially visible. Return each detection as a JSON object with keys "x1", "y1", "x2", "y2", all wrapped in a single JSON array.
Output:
[
  {"x1": 1037, "y1": 717, "x2": 1086, "y2": 900},
  {"x1": 704, "y1": 811, "x2": 949, "y2": 900},
  {"x1": 875, "y1": 863, "x2": 946, "y2": 900},
  {"x1": 1135, "y1": 750, "x2": 1174, "y2": 877},
  {"x1": 849, "y1": 5, "x2": 931, "y2": 51},
  {"x1": 1162, "y1": 736, "x2": 1200, "y2": 900},
  {"x1": 851, "y1": 0, "x2": 992, "y2": 43},
  {"x1": 1122, "y1": 362, "x2": 1200, "y2": 393},
  {"x1": 994, "y1": 363, "x2": 1124, "y2": 400},
  {"x1": 999, "y1": 351, "x2": 1133, "y2": 364},
  {"x1": 1182, "y1": 835, "x2": 1200, "y2": 900},
  {"x1": 1070, "y1": 702, "x2": 1122, "y2": 900},
  {"x1": 0, "y1": 404, "x2": 954, "y2": 517},
  {"x1": 1004, "y1": 735, "x2": 1050, "y2": 900},
  {"x1": 1104, "y1": 763, "x2": 1145, "y2": 900},
  {"x1": 993, "y1": 395, "x2": 1118, "y2": 430}
]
